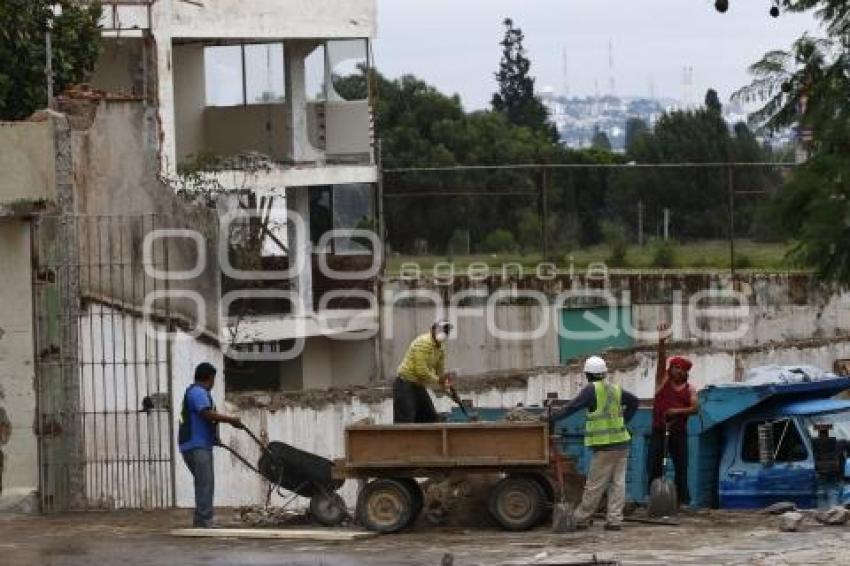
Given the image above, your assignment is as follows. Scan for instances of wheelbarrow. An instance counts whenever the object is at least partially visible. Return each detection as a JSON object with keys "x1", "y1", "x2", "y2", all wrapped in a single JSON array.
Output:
[{"x1": 217, "y1": 426, "x2": 347, "y2": 526}]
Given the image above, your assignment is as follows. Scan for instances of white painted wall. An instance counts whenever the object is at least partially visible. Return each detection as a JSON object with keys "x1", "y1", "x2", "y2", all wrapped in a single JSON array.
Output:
[
  {"x1": 76, "y1": 303, "x2": 224, "y2": 509},
  {"x1": 169, "y1": 0, "x2": 376, "y2": 40},
  {"x1": 0, "y1": 220, "x2": 37, "y2": 510}
]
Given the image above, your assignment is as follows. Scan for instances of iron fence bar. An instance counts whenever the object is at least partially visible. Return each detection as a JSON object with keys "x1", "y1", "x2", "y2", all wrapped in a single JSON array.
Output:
[
  {"x1": 164, "y1": 219, "x2": 176, "y2": 507},
  {"x1": 130, "y1": 216, "x2": 144, "y2": 509},
  {"x1": 151, "y1": 214, "x2": 163, "y2": 509}
]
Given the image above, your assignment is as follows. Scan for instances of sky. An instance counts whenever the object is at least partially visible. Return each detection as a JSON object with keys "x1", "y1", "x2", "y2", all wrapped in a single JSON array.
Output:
[{"x1": 372, "y1": 0, "x2": 821, "y2": 109}]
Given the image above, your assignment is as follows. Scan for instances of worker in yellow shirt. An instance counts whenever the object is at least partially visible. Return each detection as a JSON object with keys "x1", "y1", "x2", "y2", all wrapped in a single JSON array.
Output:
[{"x1": 394, "y1": 319, "x2": 454, "y2": 423}]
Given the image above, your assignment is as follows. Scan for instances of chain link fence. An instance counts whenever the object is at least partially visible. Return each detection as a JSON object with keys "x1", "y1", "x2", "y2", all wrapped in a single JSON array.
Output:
[{"x1": 381, "y1": 163, "x2": 795, "y2": 274}]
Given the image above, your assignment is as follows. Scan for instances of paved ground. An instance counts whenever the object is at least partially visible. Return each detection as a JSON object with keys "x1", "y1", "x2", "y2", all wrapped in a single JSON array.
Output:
[{"x1": 2, "y1": 508, "x2": 850, "y2": 565}]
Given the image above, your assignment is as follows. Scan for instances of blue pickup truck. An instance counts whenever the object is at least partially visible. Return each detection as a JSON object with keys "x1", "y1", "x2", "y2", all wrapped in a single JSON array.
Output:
[{"x1": 450, "y1": 376, "x2": 850, "y2": 509}]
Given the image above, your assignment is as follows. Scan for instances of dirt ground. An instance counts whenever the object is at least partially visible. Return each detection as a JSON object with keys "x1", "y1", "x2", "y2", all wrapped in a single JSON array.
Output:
[{"x1": 2, "y1": 508, "x2": 850, "y2": 566}]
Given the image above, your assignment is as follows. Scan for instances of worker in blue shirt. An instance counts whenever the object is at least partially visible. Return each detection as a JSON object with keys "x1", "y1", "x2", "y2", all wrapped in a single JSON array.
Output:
[
  {"x1": 179, "y1": 362, "x2": 243, "y2": 528},
  {"x1": 549, "y1": 356, "x2": 639, "y2": 530}
]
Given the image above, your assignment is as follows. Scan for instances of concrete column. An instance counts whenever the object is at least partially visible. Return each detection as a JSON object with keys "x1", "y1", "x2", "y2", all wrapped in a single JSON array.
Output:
[
  {"x1": 150, "y1": 0, "x2": 177, "y2": 174},
  {"x1": 286, "y1": 185, "x2": 313, "y2": 316},
  {"x1": 283, "y1": 40, "x2": 324, "y2": 163},
  {"x1": 172, "y1": 44, "x2": 206, "y2": 163}
]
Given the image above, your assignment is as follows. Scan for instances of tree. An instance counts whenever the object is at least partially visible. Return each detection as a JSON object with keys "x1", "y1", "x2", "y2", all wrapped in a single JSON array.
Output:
[
  {"x1": 625, "y1": 117, "x2": 649, "y2": 153},
  {"x1": 491, "y1": 18, "x2": 557, "y2": 141},
  {"x1": 736, "y1": 26, "x2": 850, "y2": 278},
  {"x1": 0, "y1": 0, "x2": 102, "y2": 120},
  {"x1": 591, "y1": 128, "x2": 612, "y2": 151},
  {"x1": 705, "y1": 88, "x2": 722, "y2": 114},
  {"x1": 613, "y1": 88, "x2": 773, "y2": 241}
]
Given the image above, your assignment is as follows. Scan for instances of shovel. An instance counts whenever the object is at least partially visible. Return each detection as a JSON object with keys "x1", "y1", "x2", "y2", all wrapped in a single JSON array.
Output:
[
  {"x1": 448, "y1": 386, "x2": 478, "y2": 422},
  {"x1": 647, "y1": 424, "x2": 678, "y2": 518},
  {"x1": 548, "y1": 416, "x2": 575, "y2": 532}
]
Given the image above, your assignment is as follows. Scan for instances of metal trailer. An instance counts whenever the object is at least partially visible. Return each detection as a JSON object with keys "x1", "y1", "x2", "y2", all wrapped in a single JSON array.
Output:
[{"x1": 332, "y1": 422, "x2": 574, "y2": 533}]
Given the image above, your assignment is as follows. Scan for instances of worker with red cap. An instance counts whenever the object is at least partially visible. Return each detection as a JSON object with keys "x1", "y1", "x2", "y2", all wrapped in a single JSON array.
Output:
[{"x1": 647, "y1": 322, "x2": 699, "y2": 506}]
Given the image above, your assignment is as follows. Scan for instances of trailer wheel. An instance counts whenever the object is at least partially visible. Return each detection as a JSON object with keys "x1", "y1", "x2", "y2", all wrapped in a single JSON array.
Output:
[
  {"x1": 309, "y1": 490, "x2": 348, "y2": 527},
  {"x1": 489, "y1": 476, "x2": 547, "y2": 531},
  {"x1": 356, "y1": 479, "x2": 414, "y2": 533},
  {"x1": 398, "y1": 478, "x2": 424, "y2": 527}
]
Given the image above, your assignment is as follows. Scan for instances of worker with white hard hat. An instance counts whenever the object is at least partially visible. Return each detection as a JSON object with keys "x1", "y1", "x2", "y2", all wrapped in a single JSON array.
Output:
[
  {"x1": 393, "y1": 318, "x2": 455, "y2": 423},
  {"x1": 548, "y1": 355, "x2": 638, "y2": 531}
]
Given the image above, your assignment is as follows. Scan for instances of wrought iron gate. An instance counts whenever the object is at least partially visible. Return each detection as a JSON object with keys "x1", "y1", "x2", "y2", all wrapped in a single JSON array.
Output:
[{"x1": 32, "y1": 215, "x2": 175, "y2": 512}]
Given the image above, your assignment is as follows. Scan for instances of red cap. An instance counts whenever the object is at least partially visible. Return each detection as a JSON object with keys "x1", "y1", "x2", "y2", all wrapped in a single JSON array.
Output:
[{"x1": 668, "y1": 356, "x2": 693, "y2": 372}]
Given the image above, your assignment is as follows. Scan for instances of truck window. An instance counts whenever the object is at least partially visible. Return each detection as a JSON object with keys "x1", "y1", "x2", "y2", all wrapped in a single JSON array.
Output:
[{"x1": 742, "y1": 419, "x2": 808, "y2": 463}]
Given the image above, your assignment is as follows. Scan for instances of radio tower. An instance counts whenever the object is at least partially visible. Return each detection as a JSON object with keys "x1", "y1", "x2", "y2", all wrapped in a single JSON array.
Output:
[{"x1": 608, "y1": 38, "x2": 616, "y2": 96}]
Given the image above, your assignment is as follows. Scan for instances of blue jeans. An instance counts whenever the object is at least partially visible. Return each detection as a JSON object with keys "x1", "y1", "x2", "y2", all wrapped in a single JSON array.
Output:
[{"x1": 182, "y1": 448, "x2": 214, "y2": 527}]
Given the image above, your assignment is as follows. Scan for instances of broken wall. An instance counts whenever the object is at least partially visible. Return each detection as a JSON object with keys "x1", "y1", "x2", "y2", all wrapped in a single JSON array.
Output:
[
  {"x1": 0, "y1": 120, "x2": 56, "y2": 210},
  {"x1": 0, "y1": 220, "x2": 38, "y2": 512},
  {"x1": 68, "y1": 100, "x2": 221, "y2": 338},
  {"x1": 380, "y1": 273, "x2": 850, "y2": 378}
]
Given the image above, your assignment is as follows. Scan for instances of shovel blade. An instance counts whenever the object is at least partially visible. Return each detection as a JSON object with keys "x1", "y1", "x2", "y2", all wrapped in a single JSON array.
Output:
[
  {"x1": 551, "y1": 501, "x2": 576, "y2": 533},
  {"x1": 647, "y1": 478, "x2": 678, "y2": 518}
]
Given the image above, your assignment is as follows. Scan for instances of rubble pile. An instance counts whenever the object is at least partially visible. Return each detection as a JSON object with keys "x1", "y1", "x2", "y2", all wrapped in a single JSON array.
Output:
[
  {"x1": 504, "y1": 406, "x2": 539, "y2": 423},
  {"x1": 234, "y1": 505, "x2": 305, "y2": 527}
]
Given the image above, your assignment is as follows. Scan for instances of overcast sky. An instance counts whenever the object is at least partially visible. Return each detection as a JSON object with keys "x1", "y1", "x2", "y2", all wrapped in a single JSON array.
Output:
[{"x1": 372, "y1": 0, "x2": 820, "y2": 109}]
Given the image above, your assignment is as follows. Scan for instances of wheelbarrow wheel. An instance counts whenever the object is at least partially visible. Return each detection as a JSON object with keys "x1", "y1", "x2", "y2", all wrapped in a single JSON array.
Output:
[
  {"x1": 489, "y1": 476, "x2": 547, "y2": 531},
  {"x1": 309, "y1": 490, "x2": 348, "y2": 527},
  {"x1": 356, "y1": 478, "x2": 414, "y2": 533}
]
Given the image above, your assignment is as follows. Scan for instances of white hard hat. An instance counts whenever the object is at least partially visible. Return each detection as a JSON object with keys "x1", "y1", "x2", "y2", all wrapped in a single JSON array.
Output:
[
  {"x1": 432, "y1": 318, "x2": 453, "y2": 331},
  {"x1": 583, "y1": 356, "x2": 608, "y2": 375}
]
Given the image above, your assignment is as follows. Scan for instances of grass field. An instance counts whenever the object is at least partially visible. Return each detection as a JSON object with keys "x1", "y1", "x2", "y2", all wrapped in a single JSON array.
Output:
[{"x1": 385, "y1": 240, "x2": 803, "y2": 275}]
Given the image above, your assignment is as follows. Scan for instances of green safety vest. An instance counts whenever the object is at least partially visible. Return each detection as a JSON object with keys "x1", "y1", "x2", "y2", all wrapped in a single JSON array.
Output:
[{"x1": 585, "y1": 381, "x2": 631, "y2": 447}]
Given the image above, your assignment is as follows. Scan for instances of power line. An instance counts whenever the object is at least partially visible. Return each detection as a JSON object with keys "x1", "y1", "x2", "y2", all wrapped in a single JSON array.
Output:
[{"x1": 383, "y1": 162, "x2": 796, "y2": 174}]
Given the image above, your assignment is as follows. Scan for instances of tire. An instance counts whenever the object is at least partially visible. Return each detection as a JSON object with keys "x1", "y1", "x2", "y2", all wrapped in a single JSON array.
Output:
[
  {"x1": 356, "y1": 479, "x2": 414, "y2": 533},
  {"x1": 516, "y1": 473, "x2": 555, "y2": 525},
  {"x1": 398, "y1": 478, "x2": 424, "y2": 527},
  {"x1": 488, "y1": 476, "x2": 547, "y2": 531},
  {"x1": 309, "y1": 490, "x2": 348, "y2": 527}
]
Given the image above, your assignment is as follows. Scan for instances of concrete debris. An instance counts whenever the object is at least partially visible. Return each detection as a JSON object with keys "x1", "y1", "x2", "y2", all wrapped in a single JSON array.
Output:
[
  {"x1": 504, "y1": 406, "x2": 539, "y2": 423},
  {"x1": 761, "y1": 501, "x2": 797, "y2": 515},
  {"x1": 814, "y1": 506, "x2": 849, "y2": 526},
  {"x1": 235, "y1": 505, "x2": 304, "y2": 528},
  {"x1": 778, "y1": 511, "x2": 804, "y2": 532},
  {"x1": 352, "y1": 416, "x2": 375, "y2": 426}
]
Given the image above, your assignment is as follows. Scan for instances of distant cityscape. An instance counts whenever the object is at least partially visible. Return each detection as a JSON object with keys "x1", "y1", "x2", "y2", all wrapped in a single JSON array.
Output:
[{"x1": 539, "y1": 90, "x2": 793, "y2": 152}]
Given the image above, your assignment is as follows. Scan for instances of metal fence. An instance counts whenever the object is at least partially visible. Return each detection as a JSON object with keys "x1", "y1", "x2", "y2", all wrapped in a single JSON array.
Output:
[
  {"x1": 31, "y1": 214, "x2": 174, "y2": 512},
  {"x1": 381, "y1": 162, "x2": 795, "y2": 274}
]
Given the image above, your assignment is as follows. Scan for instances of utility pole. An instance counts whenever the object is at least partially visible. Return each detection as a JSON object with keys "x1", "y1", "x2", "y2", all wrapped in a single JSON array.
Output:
[
  {"x1": 45, "y1": 4, "x2": 60, "y2": 109},
  {"x1": 663, "y1": 208, "x2": 670, "y2": 241},
  {"x1": 637, "y1": 200, "x2": 644, "y2": 246},
  {"x1": 728, "y1": 166, "x2": 736, "y2": 282},
  {"x1": 539, "y1": 167, "x2": 550, "y2": 262}
]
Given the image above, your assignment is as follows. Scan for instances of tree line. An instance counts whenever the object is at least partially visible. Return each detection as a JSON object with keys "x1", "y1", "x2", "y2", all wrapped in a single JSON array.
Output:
[{"x1": 340, "y1": 19, "x2": 787, "y2": 256}]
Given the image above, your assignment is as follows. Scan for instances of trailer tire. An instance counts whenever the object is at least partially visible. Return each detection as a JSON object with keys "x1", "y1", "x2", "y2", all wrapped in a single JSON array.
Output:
[
  {"x1": 356, "y1": 479, "x2": 414, "y2": 533},
  {"x1": 309, "y1": 491, "x2": 348, "y2": 527},
  {"x1": 398, "y1": 478, "x2": 424, "y2": 527},
  {"x1": 489, "y1": 476, "x2": 547, "y2": 531}
]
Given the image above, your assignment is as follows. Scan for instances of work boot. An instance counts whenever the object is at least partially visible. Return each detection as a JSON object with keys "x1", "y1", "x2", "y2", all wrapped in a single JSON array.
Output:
[{"x1": 604, "y1": 523, "x2": 622, "y2": 531}]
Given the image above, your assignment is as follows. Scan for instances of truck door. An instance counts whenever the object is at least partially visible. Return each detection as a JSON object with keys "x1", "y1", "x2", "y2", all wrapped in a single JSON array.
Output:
[{"x1": 719, "y1": 417, "x2": 817, "y2": 509}]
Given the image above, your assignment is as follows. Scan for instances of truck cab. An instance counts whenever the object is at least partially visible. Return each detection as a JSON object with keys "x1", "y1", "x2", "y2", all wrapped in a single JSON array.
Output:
[{"x1": 719, "y1": 400, "x2": 850, "y2": 509}]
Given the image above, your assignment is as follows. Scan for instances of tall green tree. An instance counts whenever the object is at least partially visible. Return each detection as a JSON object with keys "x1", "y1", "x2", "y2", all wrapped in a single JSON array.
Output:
[
  {"x1": 591, "y1": 129, "x2": 612, "y2": 151},
  {"x1": 736, "y1": 29, "x2": 850, "y2": 278},
  {"x1": 705, "y1": 88, "x2": 722, "y2": 114},
  {"x1": 0, "y1": 0, "x2": 102, "y2": 120},
  {"x1": 624, "y1": 117, "x2": 649, "y2": 153},
  {"x1": 491, "y1": 18, "x2": 557, "y2": 141}
]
